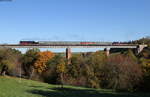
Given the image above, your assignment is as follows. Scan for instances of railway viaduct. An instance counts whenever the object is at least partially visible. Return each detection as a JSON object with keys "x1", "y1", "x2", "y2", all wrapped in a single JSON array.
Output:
[{"x1": 0, "y1": 44, "x2": 147, "y2": 62}]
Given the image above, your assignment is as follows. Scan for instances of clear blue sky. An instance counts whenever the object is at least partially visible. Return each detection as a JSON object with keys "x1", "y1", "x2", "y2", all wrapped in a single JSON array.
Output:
[{"x1": 0, "y1": 0, "x2": 150, "y2": 44}]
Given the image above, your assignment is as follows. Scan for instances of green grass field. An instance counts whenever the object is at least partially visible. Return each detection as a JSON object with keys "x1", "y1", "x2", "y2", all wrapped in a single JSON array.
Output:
[{"x1": 0, "y1": 76, "x2": 150, "y2": 97}]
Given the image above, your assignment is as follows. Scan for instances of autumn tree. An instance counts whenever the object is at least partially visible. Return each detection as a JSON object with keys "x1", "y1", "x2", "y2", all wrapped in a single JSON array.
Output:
[
  {"x1": 66, "y1": 51, "x2": 107, "y2": 88},
  {"x1": 102, "y1": 53, "x2": 142, "y2": 91},
  {"x1": 86, "y1": 51, "x2": 107, "y2": 88},
  {"x1": 56, "y1": 57, "x2": 66, "y2": 88},
  {"x1": 0, "y1": 48, "x2": 22, "y2": 76},
  {"x1": 22, "y1": 48, "x2": 40, "y2": 78},
  {"x1": 69, "y1": 54, "x2": 85, "y2": 78},
  {"x1": 34, "y1": 51, "x2": 54, "y2": 73},
  {"x1": 46, "y1": 54, "x2": 66, "y2": 88}
]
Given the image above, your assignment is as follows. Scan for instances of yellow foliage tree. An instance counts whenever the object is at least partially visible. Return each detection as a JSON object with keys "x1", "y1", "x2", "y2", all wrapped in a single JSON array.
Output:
[
  {"x1": 56, "y1": 58, "x2": 66, "y2": 88},
  {"x1": 34, "y1": 51, "x2": 54, "y2": 73},
  {"x1": 57, "y1": 59, "x2": 66, "y2": 73}
]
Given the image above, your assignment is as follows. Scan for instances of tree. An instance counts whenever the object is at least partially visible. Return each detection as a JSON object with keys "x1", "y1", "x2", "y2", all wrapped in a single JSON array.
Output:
[
  {"x1": 46, "y1": 54, "x2": 66, "y2": 87},
  {"x1": 66, "y1": 51, "x2": 107, "y2": 88},
  {"x1": 69, "y1": 54, "x2": 85, "y2": 78},
  {"x1": 65, "y1": 53, "x2": 88, "y2": 86},
  {"x1": 34, "y1": 51, "x2": 54, "y2": 73},
  {"x1": 133, "y1": 37, "x2": 150, "y2": 47},
  {"x1": 22, "y1": 48, "x2": 40, "y2": 78},
  {"x1": 85, "y1": 51, "x2": 107, "y2": 88},
  {"x1": 0, "y1": 48, "x2": 22, "y2": 76},
  {"x1": 102, "y1": 54, "x2": 142, "y2": 91},
  {"x1": 56, "y1": 58, "x2": 66, "y2": 88}
]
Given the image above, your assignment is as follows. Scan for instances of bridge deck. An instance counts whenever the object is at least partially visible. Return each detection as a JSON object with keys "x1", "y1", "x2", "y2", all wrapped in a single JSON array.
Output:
[{"x1": 0, "y1": 44, "x2": 139, "y2": 48}]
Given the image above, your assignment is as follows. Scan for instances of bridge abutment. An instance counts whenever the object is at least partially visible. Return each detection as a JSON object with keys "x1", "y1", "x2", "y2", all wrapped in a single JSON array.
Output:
[{"x1": 137, "y1": 45, "x2": 147, "y2": 54}]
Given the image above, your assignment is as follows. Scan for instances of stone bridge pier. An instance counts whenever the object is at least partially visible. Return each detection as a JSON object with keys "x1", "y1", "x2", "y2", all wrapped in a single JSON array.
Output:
[
  {"x1": 104, "y1": 48, "x2": 110, "y2": 56},
  {"x1": 66, "y1": 47, "x2": 72, "y2": 64}
]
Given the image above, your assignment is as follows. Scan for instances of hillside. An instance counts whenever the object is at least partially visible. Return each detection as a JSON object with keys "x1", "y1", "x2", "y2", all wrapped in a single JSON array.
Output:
[{"x1": 0, "y1": 76, "x2": 150, "y2": 97}]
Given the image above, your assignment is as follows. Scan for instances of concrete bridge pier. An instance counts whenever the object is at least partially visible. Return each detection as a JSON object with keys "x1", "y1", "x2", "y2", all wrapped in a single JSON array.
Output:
[
  {"x1": 66, "y1": 47, "x2": 72, "y2": 64},
  {"x1": 104, "y1": 48, "x2": 110, "y2": 56},
  {"x1": 137, "y1": 45, "x2": 147, "y2": 54}
]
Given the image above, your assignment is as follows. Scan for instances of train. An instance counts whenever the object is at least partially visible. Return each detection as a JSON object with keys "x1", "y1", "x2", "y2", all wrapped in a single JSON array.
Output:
[{"x1": 19, "y1": 41, "x2": 134, "y2": 46}]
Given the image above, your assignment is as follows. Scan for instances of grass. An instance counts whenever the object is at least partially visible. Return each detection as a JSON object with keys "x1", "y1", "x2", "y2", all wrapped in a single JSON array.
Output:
[{"x1": 0, "y1": 76, "x2": 150, "y2": 97}]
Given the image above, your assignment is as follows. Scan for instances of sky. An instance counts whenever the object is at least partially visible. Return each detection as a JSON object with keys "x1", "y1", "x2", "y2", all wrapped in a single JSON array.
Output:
[{"x1": 0, "y1": 0, "x2": 150, "y2": 52}]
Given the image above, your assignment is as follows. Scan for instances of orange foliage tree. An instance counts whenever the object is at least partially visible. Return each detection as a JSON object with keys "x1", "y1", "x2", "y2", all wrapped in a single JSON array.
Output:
[{"x1": 34, "y1": 51, "x2": 54, "y2": 73}]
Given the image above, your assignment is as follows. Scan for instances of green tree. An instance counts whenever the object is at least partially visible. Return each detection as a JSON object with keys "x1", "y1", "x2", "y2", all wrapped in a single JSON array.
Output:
[
  {"x1": 0, "y1": 48, "x2": 22, "y2": 76},
  {"x1": 56, "y1": 58, "x2": 66, "y2": 88},
  {"x1": 22, "y1": 48, "x2": 40, "y2": 79},
  {"x1": 66, "y1": 51, "x2": 107, "y2": 88},
  {"x1": 86, "y1": 51, "x2": 107, "y2": 88},
  {"x1": 46, "y1": 54, "x2": 66, "y2": 87}
]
